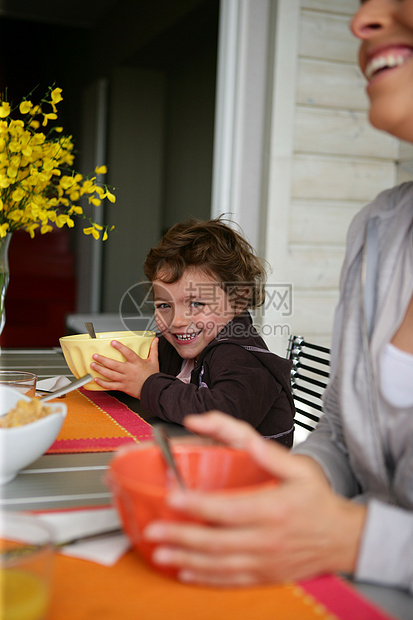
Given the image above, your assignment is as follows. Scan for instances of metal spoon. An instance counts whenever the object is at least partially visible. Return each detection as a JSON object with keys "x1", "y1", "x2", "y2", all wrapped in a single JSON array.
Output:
[
  {"x1": 39, "y1": 374, "x2": 93, "y2": 402},
  {"x1": 84, "y1": 322, "x2": 97, "y2": 338},
  {"x1": 152, "y1": 425, "x2": 186, "y2": 490}
]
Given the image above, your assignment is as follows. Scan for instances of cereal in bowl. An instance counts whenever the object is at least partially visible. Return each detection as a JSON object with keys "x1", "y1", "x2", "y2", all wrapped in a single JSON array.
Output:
[{"x1": 0, "y1": 399, "x2": 52, "y2": 428}]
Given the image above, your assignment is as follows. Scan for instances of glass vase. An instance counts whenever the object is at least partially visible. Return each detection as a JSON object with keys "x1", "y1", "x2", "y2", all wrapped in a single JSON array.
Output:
[{"x1": 0, "y1": 233, "x2": 11, "y2": 338}]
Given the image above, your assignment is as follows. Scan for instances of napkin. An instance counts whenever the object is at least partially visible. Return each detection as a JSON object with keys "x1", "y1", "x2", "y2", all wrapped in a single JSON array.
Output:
[
  {"x1": 37, "y1": 508, "x2": 131, "y2": 566},
  {"x1": 36, "y1": 376, "x2": 72, "y2": 393}
]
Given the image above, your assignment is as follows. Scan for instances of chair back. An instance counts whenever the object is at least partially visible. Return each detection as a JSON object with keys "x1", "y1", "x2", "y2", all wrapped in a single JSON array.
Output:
[{"x1": 287, "y1": 335, "x2": 331, "y2": 433}]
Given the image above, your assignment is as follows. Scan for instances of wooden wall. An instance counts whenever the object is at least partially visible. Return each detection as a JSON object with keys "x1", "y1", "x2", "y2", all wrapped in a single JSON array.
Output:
[{"x1": 263, "y1": 0, "x2": 413, "y2": 354}]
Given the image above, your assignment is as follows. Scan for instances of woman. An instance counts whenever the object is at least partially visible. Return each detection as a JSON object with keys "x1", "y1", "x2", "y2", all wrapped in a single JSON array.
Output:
[{"x1": 142, "y1": 0, "x2": 413, "y2": 592}]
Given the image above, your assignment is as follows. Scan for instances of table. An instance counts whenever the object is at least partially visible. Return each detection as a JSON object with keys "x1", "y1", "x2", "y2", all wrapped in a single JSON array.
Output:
[
  {"x1": 0, "y1": 348, "x2": 188, "y2": 512},
  {"x1": 1, "y1": 348, "x2": 412, "y2": 620}
]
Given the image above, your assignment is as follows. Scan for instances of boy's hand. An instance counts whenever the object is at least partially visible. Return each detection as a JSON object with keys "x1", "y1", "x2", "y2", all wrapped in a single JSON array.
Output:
[{"x1": 91, "y1": 337, "x2": 159, "y2": 398}]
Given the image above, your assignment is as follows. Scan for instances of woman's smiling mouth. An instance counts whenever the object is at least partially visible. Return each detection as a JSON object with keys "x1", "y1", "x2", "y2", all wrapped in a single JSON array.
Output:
[{"x1": 365, "y1": 47, "x2": 413, "y2": 80}]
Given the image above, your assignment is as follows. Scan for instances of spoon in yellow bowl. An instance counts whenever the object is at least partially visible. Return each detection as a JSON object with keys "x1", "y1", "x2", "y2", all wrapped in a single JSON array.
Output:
[{"x1": 84, "y1": 322, "x2": 97, "y2": 339}]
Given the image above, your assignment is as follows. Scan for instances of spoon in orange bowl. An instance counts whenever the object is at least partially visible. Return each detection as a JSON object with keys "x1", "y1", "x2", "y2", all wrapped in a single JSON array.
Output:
[{"x1": 152, "y1": 425, "x2": 186, "y2": 490}]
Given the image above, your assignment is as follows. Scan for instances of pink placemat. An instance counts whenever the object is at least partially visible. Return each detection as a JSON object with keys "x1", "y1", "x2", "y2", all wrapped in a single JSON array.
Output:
[
  {"x1": 301, "y1": 574, "x2": 395, "y2": 620},
  {"x1": 48, "y1": 388, "x2": 153, "y2": 453}
]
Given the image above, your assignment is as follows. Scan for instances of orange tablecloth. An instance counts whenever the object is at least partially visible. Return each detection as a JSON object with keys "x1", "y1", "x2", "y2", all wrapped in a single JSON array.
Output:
[
  {"x1": 42, "y1": 390, "x2": 394, "y2": 619},
  {"x1": 48, "y1": 550, "x2": 394, "y2": 620},
  {"x1": 47, "y1": 388, "x2": 153, "y2": 453}
]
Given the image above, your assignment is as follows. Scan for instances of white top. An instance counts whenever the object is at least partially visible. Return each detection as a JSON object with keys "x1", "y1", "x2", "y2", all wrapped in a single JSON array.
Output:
[
  {"x1": 176, "y1": 358, "x2": 195, "y2": 384},
  {"x1": 379, "y1": 342, "x2": 413, "y2": 408}
]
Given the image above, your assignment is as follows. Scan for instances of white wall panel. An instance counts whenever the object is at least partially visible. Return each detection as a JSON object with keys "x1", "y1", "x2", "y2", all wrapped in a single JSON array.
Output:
[
  {"x1": 290, "y1": 291, "x2": 339, "y2": 337},
  {"x1": 301, "y1": 0, "x2": 358, "y2": 14},
  {"x1": 300, "y1": 10, "x2": 358, "y2": 63},
  {"x1": 288, "y1": 246, "x2": 346, "y2": 289},
  {"x1": 292, "y1": 155, "x2": 395, "y2": 201},
  {"x1": 295, "y1": 107, "x2": 398, "y2": 159},
  {"x1": 297, "y1": 59, "x2": 368, "y2": 110},
  {"x1": 290, "y1": 200, "x2": 362, "y2": 245}
]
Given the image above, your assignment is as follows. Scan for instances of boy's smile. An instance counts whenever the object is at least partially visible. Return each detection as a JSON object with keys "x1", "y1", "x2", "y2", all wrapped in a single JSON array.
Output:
[
  {"x1": 173, "y1": 331, "x2": 201, "y2": 342},
  {"x1": 153, "y1": 267, "x2": 236, "y2": 360}
]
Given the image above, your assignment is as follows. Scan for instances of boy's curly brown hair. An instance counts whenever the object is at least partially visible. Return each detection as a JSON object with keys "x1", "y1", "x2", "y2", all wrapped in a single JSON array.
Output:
[{"x1": 143, "y1": 217, "x2": 267, "y2": 310}]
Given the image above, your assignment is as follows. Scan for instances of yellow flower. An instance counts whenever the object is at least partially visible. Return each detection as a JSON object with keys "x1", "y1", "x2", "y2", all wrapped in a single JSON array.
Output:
[
  {"x1": 40, "y1": 224, "x2": 54, "y2": 234},
  {"x1": 19, "y1": 101, "x2": 33, "y2": 114},
  {"x1": 89, "y1": 197, "x2": 101, "y2": 207},
  {"x1": 26, "y1": 223, "x2": 38, "y2": 238},
  {"x1": 51, "y1": 88, "x2": 63, "y2": 104},
  {"x1": 55, "y1": 214, "x2": 73, "y2": 228},
  {"x1": 12, "y1": 188, "x2": 25, "y2": 202},
  {"x1": 8, "y1": 209, "x2": 23, "y2": 221},
  {"x1": 9, "y1": 140, "x2": 22, "y2": 153},
  {"x1": 104, "y1": 189, "x2": 116, "y2": 203},
  {"x1": 31, "y1": 133, "x2": 46, "y2": 145},
  {"x1": 0, "y1": 85, "x2": 116, "y2": 240},
  {"x1": 69, "y1": 206, "x2": 83, "y2": 215},
  {"x1": 80, "y1": 180, "x2": 96, "y2": 194},
  {"x1": 59, "y1": 176, "x2": 76, "y2": 190},
  {"x1": 0, "y1": 102, "x2": 10, "y2": 118},
  {"x1": 42, "y1": 112, "x2": 58, "y2": 127},
  {"x1": 0, "y1": 176, "x2": 11, "y2": 188},
  {"x1": 7, "y1": 166, "x2": 18, "y2": 179}
]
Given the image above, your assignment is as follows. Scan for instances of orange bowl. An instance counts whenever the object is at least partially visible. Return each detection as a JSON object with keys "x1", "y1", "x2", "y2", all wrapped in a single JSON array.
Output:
[{"x1": 107, "y1": 441, "x2": 278, "y2": 577}]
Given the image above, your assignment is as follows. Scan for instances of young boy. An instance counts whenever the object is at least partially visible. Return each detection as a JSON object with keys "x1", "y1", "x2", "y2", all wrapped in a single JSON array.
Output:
[{"x1": 91, "y1": 218, "x2": 295, "y2": 446}]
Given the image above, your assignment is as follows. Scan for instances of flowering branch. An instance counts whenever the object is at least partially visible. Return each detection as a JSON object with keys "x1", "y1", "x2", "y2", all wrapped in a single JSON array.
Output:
[{"x1": 0, "y1": 85, "x2": 116, "y2": 240}]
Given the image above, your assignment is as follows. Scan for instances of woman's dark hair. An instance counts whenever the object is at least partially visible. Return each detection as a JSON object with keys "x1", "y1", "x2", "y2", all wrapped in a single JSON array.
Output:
[{"x1": 143, "y1": 217, "x2": 267, "y2": 309}]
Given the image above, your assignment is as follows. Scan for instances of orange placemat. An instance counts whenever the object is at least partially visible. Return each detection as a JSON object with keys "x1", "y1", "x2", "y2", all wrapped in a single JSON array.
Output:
[
  {"x1": 47, "y1": 388, "x2": 153, "y2": 454},
  {"x1": 48, "y1": 551, "x2": 394, "y2": 620}
]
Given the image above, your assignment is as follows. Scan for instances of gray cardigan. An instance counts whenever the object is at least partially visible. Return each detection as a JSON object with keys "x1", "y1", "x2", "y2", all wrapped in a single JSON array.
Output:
[{"x1": 294, "y1": 182, "x2": 413, "y2": 592}]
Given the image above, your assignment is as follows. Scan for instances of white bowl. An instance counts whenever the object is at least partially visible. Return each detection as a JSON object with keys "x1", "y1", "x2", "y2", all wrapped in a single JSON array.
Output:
[{"x1": 0, "y1": 386, "x2": 67, "y2": 485}]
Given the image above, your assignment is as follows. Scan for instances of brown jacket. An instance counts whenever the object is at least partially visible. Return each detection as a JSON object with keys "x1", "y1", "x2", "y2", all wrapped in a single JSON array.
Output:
[{"x1": 140, "y1": 313, "x2": 295, "y2": 446}]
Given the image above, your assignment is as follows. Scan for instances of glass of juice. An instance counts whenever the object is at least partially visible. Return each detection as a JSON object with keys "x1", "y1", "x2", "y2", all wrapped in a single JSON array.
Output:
[
  {"x1": 0, "y1": 513, "x2": 55, "y2": 620},
  {"x1": 0, "y1": 372, "x2": 37, "y2": 397}
]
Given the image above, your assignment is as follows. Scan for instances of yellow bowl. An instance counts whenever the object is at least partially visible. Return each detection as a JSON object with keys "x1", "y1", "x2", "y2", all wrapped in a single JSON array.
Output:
[{"x1": 59, "y1": 330, "x2": 156, "y2": 391}]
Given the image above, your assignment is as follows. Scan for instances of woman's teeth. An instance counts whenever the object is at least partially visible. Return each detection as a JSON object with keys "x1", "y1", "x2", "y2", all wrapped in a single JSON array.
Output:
[{"x1": 366, "y1": 53, "x2": 410, "y2": 80}]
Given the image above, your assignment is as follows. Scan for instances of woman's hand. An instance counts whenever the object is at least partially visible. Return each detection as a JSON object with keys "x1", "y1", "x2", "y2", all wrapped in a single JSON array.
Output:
[
  {"x1": 143, "y1": 411, "x2": 367, "y2": 587},
  {"x1": 90, "y1": 337, "x2": 159, "y2": 398}
]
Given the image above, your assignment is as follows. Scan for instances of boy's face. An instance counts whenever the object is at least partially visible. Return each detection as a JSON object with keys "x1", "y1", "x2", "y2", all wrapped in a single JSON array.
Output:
[{"x1": 153, "y1": 267, "x2": 236, "y2": 360}]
